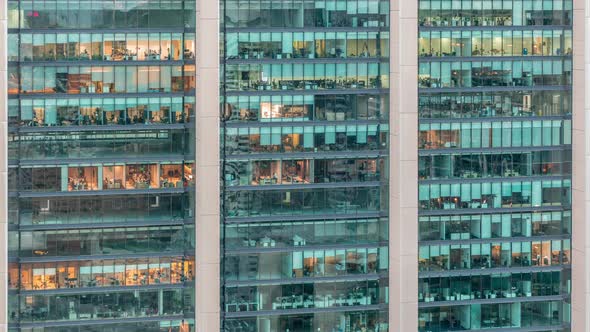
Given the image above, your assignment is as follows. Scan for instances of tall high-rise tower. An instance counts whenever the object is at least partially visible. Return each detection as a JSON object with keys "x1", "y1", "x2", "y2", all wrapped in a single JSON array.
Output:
[{"x1": 1, "y1": 1, "x2": 590, "y2": 332}]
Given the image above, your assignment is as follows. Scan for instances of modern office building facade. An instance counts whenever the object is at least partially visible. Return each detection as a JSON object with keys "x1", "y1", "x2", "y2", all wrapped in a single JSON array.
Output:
[
  {"x1": 418, "y1": 1, "x2": 574, "y2": 330},
  {"x1": 220, "y1": 0, "x2": 391, "y2": 330},
  {"x1": 2, "y1": 1, "x2": 590, "y2": 332},
  {"x1": 3, "y1": 1, "x2": 197, "y2": 331}
]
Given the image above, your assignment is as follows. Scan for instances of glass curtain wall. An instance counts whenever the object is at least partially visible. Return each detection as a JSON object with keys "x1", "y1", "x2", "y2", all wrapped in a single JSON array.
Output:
[
  {"x1": 220, "y1": 0, "x2": 391, "y2": 331},
  {"x1": 6, "y1": 1, "x2": 196, "y2": 331},
  {"x1": 417, "y1": 1, "x2": 573, "y2": 331}
]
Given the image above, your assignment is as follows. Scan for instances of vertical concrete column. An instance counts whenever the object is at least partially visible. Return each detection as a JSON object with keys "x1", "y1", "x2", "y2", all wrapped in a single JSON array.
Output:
[
  {"x1": 571, "y1": 0, "x2": 588, "y2": 330},
  {"x1": 389, "y1": 0, "x2": 418, "y2": 330},
  {"x1": 0, "y1": 1, "x2": 8, "y2": 330},
  {"x1": 195, "y1": 0, "x2": 221, "y2": 330}
]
